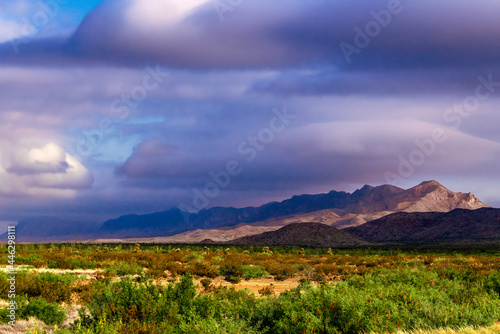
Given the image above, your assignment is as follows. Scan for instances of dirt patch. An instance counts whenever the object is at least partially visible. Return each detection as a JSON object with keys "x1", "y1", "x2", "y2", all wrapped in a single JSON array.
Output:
[{"x1": 204, "y1": 276, "x2": 310, "y2": 296}]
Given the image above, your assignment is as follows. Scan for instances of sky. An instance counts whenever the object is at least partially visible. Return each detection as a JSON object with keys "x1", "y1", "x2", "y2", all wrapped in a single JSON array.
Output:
[{"x1": 0, "y1": 0, "x2": 499, "y2": 225}]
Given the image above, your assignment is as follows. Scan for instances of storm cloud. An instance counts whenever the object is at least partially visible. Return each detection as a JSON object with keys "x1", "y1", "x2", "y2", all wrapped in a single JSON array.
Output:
[{"x1": 0, "y1": 0, "x2": 499, "y2": 224}]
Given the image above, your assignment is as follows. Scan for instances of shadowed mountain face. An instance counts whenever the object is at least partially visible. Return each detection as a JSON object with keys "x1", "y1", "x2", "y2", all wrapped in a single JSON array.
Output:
[
  {"x1": 0, "y1": 217, "x2": 100, "y2": 242},
  {"x1": 226, "y1": 222, "x2": 371, "y2": 247},
  {"x1": 345, "y1": 208, "x2": 500, "y2": 244},
  {"x1": 97, "y1": 190, "x2": 355, "y2": 238},
  {"x1": 8, "y1": 180, "x2": 491, "y2": 242}
]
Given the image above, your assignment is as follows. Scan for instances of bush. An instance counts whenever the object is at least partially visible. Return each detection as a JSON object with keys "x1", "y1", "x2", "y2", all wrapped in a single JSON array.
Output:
[
  {"x1": 0, "y1": 272, "x2": 76, "y2": 303},
  {"x1": 250, "y1": 267, "x2": 500, "y2": 334},
  {"x1": 224, "y1": 275, "x2": 242, "y2": 284},
  {"x1": 192, "y1": 261, "x2": 219, "y2": 278},
  {"x1": 200, "y1": 278, "x2": 213, "y2": 292},
  {"x1": 242, "y1": 265, "x2": 269, "y2": 280},
  {"x1": 104, "y1": 262, "x2": 144, "y2": 276},
  {"x1": 77, "y1": 275, "x2": 256, "y2": 333},
  {"x1": 22, "y1": 297, "x2": 67, "y2": 325},
  {"x1": 69, "y1": 257, "x2": 98, "y2": 269},
  {"x1": 220, "y1": 261, "x2": 243, "y2": 284},
  {"x1": 0, "y1": 296, "x2": 65, "y2": 326},
  {"x1": 9, "y1": 244, "x2": 500, "y2": 333},
  {"x1": 267, "y1": 263, "x2": 295, "y2": 281},
  {"x1": 258, "y1": 285, "x2": 275, "y2": 297},
  {"x1": 0, "y1": 308, "x2": 11, "y2": 325},
  {"x1": 483, "y1": 270, "x2": 500, "y2": 298},
  {"x1": 0, "y1": 295, "x2": 27, "y2": 324}
]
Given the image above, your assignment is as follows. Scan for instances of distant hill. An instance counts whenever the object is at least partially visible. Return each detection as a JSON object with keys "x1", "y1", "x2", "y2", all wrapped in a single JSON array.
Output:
[
  {"x1": 345, "y1": 208, "x2": 500, "y2": 244},
  {"x1": 226, "y1": 222, "x2": 371, "y2": 247}
]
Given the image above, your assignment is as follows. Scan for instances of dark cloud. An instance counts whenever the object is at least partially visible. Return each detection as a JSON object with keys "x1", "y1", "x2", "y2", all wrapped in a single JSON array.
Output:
[
  {"x1": 115, "y1": 120, "x2": 500, "y2": 191},
  {"x1": 0, "y1": 0, "x2": 499, "y2": 223},
  {"x1": 1, "y1": 0, "x2": 500, "y2": 71},
  {"x1": 250, "y1": 69, "x2": 495, "y2": 97}
]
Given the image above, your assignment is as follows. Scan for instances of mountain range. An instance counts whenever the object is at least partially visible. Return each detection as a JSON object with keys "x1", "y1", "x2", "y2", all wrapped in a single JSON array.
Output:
[
  {"x1": 108, "y1": 180, "x2": 486, "y2": 244},
  {"x1": 4, "y1": 180, "x2": 492, "y2": 245}
]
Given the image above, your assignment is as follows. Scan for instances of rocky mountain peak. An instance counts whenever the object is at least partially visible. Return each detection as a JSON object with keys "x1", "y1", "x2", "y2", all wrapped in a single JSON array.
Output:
[
  {"x1": 465, "y1": 192, "x2": 480, "y2": 203},
  {"x1": 392, "y1": 180, "x2": 488, "y2": 212},
  {"x1": 417, "y1": 180, "x2": 443, "y2": 188}
]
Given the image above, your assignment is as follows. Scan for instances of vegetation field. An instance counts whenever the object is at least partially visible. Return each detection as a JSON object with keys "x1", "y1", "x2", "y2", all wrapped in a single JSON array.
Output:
[{"x1": 0, "y1": 244, "x2": 499, "y2": 333}]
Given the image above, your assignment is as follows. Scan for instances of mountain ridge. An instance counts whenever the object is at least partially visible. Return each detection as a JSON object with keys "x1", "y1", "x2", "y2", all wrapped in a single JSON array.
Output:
[
  {"x1": 98, "y1": 180, "x2": 487, "y2": 239},
  {"x1": 5, "y1": 180, "x2": 490, "y2": 242},
  {"x1": 131, "y1": 180, "x2": 488, "y2": 244}
]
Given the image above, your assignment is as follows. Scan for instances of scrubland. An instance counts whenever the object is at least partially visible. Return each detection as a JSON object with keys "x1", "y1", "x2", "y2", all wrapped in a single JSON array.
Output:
[{"x1": 0, "y1": 244, "x2": 499, "y2": 333}]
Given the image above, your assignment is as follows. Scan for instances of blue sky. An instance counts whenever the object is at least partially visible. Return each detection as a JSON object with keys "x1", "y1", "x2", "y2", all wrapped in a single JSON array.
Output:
[
  {"x1": 0, "y1": 0, "x2": 103, "y2": 42},
  {"x1": 0, "y1": 0, "x2": 499, "y2": 225}
]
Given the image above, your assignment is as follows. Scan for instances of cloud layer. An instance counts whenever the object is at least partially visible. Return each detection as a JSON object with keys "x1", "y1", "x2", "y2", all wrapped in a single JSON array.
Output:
[{"x1": 0, "y1": 0, "x2": 499, "y2": 222}]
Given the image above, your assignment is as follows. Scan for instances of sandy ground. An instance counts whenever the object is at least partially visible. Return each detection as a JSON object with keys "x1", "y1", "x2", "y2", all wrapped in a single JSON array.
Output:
[
  {"x1": 0, "y1": 266, "x2": 97, "y2": 275},
  {"x1": 196, "y1": 276, "x2": 311, "y2": 296}
]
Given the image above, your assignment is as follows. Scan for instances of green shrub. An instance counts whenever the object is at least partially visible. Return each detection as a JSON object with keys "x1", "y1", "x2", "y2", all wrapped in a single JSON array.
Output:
[
  {"x1": 184, "y1": 253, "x2": 204, "y2": 261},
  {"x1": 0, "y1": 296, "x2": 65, "y2": 326},
  {"x1": 242, "y1": 265, "x2": 269, "y2": 280},
  {"x1": 0, "y1": 272, "x2": 76, "y2": 303},
  {"x1": 220, "y1": 261, "x2": 243, "y2": 284},
  {"x1": 200, "y1": 278, "x2": 212, "y2": 292},
  {"x1": 483, "y1": 270, "x2": 500, "y2": 298},
  {"x1": 22, "y1": 297, "x2": 67, "y2": 325},
  {"x1": 224, "y1": 275, "x2": 242, "y2": 284},
  {"x1": 76, "y1": 275, "x2": 258, "y2": 333},
  {"x1": 192, "y1": 261, "x2": 219, "y2": 278},
  {"x1": 38, "y1": 272, "x2": 81, "y2": 285},
  {"x1": 15, "y1": 253, "x2": 42, "y2": 264},
  {"x1": 0, "y1": 295, "x2": 28, "y2": 324},
  {"x1": 0, "y1": 308, "x2": 9, "y2": 324},
  {"x1": 251, "y1": 267, "x2": 500, "y2": 334},
  {"x1": 267, "y1": 263, "x2": 295, "y2": 281},
  {"x1": 104, "y1": 262, "x2": 144, "y2": 276},
  {"x1": 174, "y1": 316, "x2": 257, "y2": 334},
  {"x1": 69, "y1": 257, "x2": 98, "y2": 269},
  {"x1": 258, "y1": 285, "x2": 274, "y2": 297}
]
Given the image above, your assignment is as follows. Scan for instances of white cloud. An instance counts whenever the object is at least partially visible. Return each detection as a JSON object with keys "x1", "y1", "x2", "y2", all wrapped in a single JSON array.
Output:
[
  {"x1": 0, "y1": 142, "x2": 94, "y2": 197},
  {"x1": 0, "y1": 0, "x2": 45, "y2": 42},
  {"x1": 0, "y1": 20, "x2": 26, "y2": 43},
  {"x1": 126, "y1": 0, "x2": 211, "y2": 27},
  {"x1": 9, "y1": 143, "x2": 67, "y2": 175}
]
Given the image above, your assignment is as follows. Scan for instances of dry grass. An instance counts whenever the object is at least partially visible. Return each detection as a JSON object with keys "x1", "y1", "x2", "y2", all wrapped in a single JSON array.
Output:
[
  {"x1": 0, "y1": 318, "x2": 51, "y2": 334},
  {"x1": 397, "y1": 323, "x2": 500, "y2": 334}
]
